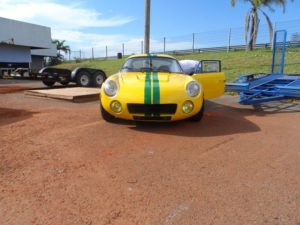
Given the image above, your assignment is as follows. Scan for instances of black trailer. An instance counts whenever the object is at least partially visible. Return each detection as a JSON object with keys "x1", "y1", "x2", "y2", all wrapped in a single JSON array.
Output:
[
  {"x1": 1, "y1": 66, "x2": 107, "y2": 88},
  {"x1": 38, "y1": 67, "x2": 107, "y2": 87}
]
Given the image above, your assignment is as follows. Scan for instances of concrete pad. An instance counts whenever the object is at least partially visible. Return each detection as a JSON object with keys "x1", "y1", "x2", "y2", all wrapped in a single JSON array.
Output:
[{"x1": 24, "y1": 87, "x2": 100, "y2": 102}]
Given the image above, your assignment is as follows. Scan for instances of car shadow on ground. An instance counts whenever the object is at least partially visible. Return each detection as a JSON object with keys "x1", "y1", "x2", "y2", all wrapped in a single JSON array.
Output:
[
  {"x1": 118, "y1": 99, "x2": 299, "y2": 137},
  {"x1": 0, "y1": 108, "x2": 37, "y2": 127},
  {"x1": 128, "y1": 101, "x2": 258, "y2": 137}
]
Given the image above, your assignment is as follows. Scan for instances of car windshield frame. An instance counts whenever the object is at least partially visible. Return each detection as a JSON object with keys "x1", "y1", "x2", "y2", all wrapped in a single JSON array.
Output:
[{"x1": 120, "y1": 56, "x2": 184, "y2": 73}]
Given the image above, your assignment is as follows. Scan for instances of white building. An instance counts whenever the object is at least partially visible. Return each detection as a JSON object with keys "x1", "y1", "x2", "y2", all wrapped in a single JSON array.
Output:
[{"x1": 0, "y1": 17, "x2": 57, "y2": 73}]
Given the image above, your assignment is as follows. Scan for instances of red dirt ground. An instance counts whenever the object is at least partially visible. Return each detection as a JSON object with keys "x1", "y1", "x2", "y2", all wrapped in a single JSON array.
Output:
[
  {"x1": 0, "y1": 86, "x2": 30, "y2": 94},
  {"x1": 0, "y1": 82, "x2": 299, "y2": 225}
]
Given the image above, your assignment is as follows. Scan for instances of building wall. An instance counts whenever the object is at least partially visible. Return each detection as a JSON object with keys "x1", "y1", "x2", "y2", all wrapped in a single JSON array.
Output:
[
  {"x1": 31, "y1": 56, "x2": 45, "y2": 73},
  {"x1": 0, "y1": 17, "x2": 57, "y2": 72},
  {"x1": 0, "y1": 17, "x2": 53, "y2": 49},
  {"x1": 31, "y1": 43, "x2": 57, "y2": 57},
  {"x1": 0, "y1": 44, "x2": 31, "y2": 63}
]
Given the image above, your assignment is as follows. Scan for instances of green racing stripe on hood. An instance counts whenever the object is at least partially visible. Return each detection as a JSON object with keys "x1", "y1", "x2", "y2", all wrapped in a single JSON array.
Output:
[
  {"x1": 144, "y1": 71, "x2": 160, "y2": 105},
  {"x1": 152, "y1": 72, "x2": 160, "y2": 104},
  {"x1": 143, "y1": 71, "x2": 161, "y2": 117},
  {"x1": 144, "y1": 71, "x2": 152, "y2": 104}
]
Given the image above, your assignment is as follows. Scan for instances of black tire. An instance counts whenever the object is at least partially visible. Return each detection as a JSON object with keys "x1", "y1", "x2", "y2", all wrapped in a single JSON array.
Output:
[
  {"x1": 189, "y1": 100, "x2": 205, "y2": 122},
  {"x1": 76, "y1": 70, "x2": 92, "y2": 87},
  {"x1": 60, "y1": 81, "x2": 69, "y2": 86},
  {"x1": 100, "y1": 103, "x2": 115, "y2": 122},
  {"x1": 93, "y1": 72, "x2": 106, "y2": 87},
  {"x1": 42, "y1": 80, "x2": 55, "y2": 87}
]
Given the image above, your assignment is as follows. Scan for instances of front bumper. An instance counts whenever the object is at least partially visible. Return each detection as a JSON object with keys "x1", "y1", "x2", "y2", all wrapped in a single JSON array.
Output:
[{"x1": 100, "y1": 99, "x2": 203, "y2": 122}]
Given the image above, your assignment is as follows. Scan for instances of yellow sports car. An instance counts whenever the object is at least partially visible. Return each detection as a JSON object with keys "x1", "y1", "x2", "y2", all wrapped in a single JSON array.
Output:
[{"x1": 100, "y1": 54, "x2": 225, "y2": 122}]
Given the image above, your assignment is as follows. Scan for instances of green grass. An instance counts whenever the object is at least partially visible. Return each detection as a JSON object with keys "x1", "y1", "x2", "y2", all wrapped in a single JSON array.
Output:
[{"x1": 57, "y1": 47, "x2": 300, "y2": 82}]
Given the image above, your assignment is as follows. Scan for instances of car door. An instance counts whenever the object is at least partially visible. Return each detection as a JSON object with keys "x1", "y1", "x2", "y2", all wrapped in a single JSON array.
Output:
[{"x1": 192, "y1": 60, "x2": 226, "y2": 99}]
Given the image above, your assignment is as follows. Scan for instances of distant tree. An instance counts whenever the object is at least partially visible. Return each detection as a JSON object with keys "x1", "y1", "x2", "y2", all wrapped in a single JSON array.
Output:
[
  {"x1": 231, "y1": 0, "x2": 293, "y2": 50},
  {"x1": 49, "y1": 39, "x2": 71, "y2": 66}
]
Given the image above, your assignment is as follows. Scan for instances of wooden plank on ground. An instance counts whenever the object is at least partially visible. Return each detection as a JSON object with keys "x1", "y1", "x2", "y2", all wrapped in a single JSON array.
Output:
[{"x1": 24, "y1": 87, "x2": 100, "y2": 102}]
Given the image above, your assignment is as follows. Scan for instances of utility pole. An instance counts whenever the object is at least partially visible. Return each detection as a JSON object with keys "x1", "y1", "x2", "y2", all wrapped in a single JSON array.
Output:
[
  {"x1": 227, "y1": 28, "x2": 231, "y2": 53},
  {"x1": 192, "y1": 33, "x2": 195, "y2": 53},
  {"x1": 144, "y1": 0, "x2": 151, "y2": 54}
]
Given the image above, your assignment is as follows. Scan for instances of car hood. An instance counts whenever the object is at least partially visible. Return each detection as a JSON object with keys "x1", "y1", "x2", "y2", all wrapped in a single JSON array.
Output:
[
  {"x1": 103, "y1": 71, "x2": 200, "y2": 104},
  {"x1": 118, "y1": 71, "x2": 189, "y2": 85}
]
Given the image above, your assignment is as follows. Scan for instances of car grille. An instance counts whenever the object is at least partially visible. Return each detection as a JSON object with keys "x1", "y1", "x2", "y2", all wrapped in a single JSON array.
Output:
[
  {"x1": 127, "y1": 104, "x2": 177, "y2": 115},
  {"x1": 133, "y1": 116, "x2": 172, "y2": 121}
]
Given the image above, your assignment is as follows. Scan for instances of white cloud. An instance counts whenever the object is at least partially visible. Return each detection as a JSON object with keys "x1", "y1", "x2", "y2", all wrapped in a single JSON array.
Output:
[
  {"x1": 0, "y1": 0, "x2": 195, "y2": 58},
  {"x1": 0, "y1": 0, "x2": 138, "y2": 57},
  {"x1": 1, "y1": 0, "x2": 133, "y2": 28},
  {"x1": 0, "y1": 0, "x2": 133, "y2": 29}
]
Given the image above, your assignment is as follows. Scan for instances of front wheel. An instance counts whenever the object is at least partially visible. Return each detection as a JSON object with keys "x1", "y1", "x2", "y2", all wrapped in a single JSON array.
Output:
[
  {"x1": 189, "y1": 100, "x2": 205, "y2": 122},
  {"x1": 42, "y1": 80, "x2": 55, "y2": 87},
  {"x1": 76, "y1": 71, "x2": 92, "y2": 87},
  {"x1": 100, "y1": 103, "x2": 115, "y2": 122}
]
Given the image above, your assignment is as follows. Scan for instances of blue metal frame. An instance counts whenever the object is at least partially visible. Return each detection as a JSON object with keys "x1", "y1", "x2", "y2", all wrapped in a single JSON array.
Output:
[
  {"x1": 226, "y1": 30, "x2": 300, "y2": 105},
  {"x1": 271, "y1": 30, "x2": 287, "y2": 74}
]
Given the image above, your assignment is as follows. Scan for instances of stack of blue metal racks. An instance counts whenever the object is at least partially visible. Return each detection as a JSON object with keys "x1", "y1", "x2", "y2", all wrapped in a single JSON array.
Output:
[{"x1": 225, "y1": 30, "x2": 300, "y2": 105}]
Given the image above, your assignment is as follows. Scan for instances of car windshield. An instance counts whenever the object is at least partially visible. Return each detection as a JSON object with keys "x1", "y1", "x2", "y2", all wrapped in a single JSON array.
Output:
[{"x1": 121, "y1": 56, "x2": 183, "y2": 73}]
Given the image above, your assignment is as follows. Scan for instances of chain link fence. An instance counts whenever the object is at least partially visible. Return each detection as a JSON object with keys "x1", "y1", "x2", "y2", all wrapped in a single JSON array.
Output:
[{"x1": 66, "y1": 19, "x2": 300, "y2": 60}]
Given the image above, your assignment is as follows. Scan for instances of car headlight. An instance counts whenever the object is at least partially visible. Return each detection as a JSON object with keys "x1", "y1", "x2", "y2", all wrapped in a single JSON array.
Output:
[
  {"x1": 186, "y1": 81, "x2": 200, "y2": 97},
  {"x1": 110, "y1": 100, "x2": 122, "y2": 113},
  {"x1": 182, "y1": 100, "x2": 194, "y2": 114},
  {"x1": 103, "y1": 80, "x2": 118, "y2": 97}
]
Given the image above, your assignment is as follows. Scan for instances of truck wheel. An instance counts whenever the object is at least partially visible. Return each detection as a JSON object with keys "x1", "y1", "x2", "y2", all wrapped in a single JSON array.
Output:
[
  {"x1": 77, "y1": 71, "x2": 92, "y2": 87},
  {"x1": 93, "y1": 72, "x2": 106, "y2": 87},
  {"x1": 100, "y1": 103, "x2": 115, "y2": 122},
  {"x1": 189, "y1": 100, "x2": 205, "y2": 122},
  {"x1": 42, "y1": 81, "x2": 55, "y2": 87}
]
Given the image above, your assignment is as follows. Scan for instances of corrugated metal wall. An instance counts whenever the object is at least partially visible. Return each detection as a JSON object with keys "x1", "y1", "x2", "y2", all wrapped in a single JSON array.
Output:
[
  {"x1": 0, "y1": 17, "x2": 53, "y2": 49},
  {"x1": 0, "y1": 44, "x2": 31, "y2": 63}
]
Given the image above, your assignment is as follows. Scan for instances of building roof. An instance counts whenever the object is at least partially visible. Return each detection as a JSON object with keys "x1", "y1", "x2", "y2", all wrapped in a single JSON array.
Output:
[{"x1": 0, "y1": 17, "x2": 56, "y2": 56}]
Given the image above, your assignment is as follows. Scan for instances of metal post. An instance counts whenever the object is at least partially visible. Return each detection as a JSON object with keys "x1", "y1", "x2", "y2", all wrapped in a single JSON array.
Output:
[
  {"x1": 163, "y1": 37, "x2": 166, "y2": 54},
  {"x1": 106, "y1": 46, "x2": 108, "y2": 59},
  {"x1": 192, "y1": 33, "x2": 195, "y2": 53},
  {"x1": 79, "y1": 49, "x2": 82, "y2": 59},
  {"x1": 272, "y1": 22, "x2": 277, "y2": 50},
  {"x1": 92, "y1": 48, "x2": 94, "y2": 60},
  {"x1": 69, "y1": 50, "x2": 71, "y2": 61},
  {"x1": 122, "y1": 43, "x2": 125, "y2": 56},
  {"x1": 144, "y1": 0, "x2": 151, "y2": 53},
  {"x1": 141, "y1": 41, "x2": 144, "y2": 54},
  {"x1": 227, "y1": 28, "x2": 231, "y2": 53}
]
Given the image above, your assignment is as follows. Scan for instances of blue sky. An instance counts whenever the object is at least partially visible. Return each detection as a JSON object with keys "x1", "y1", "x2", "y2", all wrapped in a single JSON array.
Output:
[
  {"x1": 1, "y1": 0, "x2": 299, "y2": 56},
  {"x1": 88, "y1": 0, "x2": 300, "y2": 37}
]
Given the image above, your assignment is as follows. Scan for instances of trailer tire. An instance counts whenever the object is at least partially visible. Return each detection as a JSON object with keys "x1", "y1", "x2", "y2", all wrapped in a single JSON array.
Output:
[
  {"x1": 93, "y1": 72, "x2": 105, "y2": 87},
  {"x1": 42, "y1": 81, "x2": 55, "y2": 87},
  {"x1": 76, "y1": 70, "x2": 92, "y2": 87}
]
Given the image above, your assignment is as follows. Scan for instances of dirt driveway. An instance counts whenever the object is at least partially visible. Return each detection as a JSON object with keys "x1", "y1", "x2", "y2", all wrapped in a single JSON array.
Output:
[{"x1": 0, "y1": 82, "x2": 299, "y2": 225}]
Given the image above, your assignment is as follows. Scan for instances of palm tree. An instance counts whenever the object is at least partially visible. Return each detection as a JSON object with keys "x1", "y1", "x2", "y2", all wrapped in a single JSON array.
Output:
[
  {"x1": 52, "y1": 39, "x2": 71, "y2": 59},
  {"x1": 231, "y1": 0, "x2": 291, "y2": 50},
  {"x1": 48, "y1": 39, "x2": 71, "y2": 66}
]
